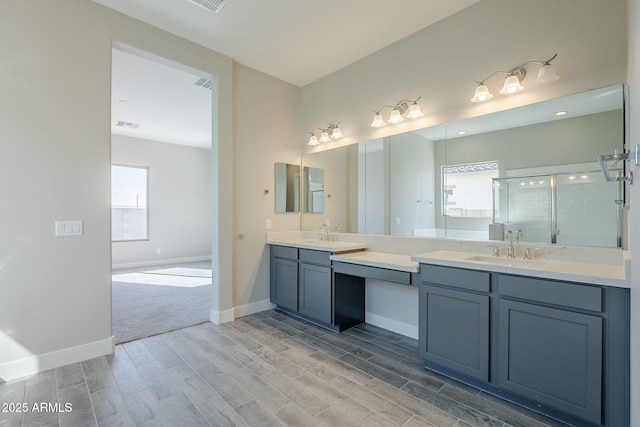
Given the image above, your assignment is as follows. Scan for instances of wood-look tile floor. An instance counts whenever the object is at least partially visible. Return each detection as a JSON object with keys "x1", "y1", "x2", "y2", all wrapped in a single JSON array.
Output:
[{"x1": 0, "y1": 310, "x2": 570, "y2": 427}]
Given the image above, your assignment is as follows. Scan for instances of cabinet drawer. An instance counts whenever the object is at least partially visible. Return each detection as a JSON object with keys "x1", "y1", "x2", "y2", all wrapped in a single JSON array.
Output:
[
  {"x1": 420, "y1": 264, "x2": 490, "y2": 292},
  {"x1": 271, "y1": 245, "x2": 298, "y2": 260},
  {"x1": 299, "y1": 249, "x2": 331, "y2": 266},
  {"x1": 333, "y1": 262, "x2": 412, "y2": 285},
  {"x1": 499, "y1": 274, "x2": 602, "y2": 312}
]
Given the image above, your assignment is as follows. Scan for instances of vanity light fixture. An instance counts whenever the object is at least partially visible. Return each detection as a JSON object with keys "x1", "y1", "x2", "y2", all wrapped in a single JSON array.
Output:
[
  {"x1": 471, "y1": 54, "x2": 559, "y2": 103},
  {"x1": 308, "y1": 122, "x2": 343, "y2": 146},
  {"x1": 371, "y1": 97, "x2": 424, "y2": 127}
]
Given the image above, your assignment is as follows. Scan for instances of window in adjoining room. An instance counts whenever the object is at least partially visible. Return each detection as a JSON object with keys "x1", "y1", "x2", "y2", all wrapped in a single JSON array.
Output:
[{"x1": 112, "y1": 164, "x2": 149, "y2": 241}]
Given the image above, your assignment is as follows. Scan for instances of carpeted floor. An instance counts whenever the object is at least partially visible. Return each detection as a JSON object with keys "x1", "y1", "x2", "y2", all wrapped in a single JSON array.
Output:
[{"x1": 112, "y1": 261, "x2": 212, "y2": 344}]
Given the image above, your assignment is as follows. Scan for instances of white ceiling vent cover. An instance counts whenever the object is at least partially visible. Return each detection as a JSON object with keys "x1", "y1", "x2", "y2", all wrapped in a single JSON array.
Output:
[
  {"x1": 193, "y1": 77, "x2": 213, "y2": 90},
  {"x1": 188, "y1": 0, "x2": 230, "y2": 13},
  {"x1": 115, "y1": 121, "x2": 141, "y2": 129}
]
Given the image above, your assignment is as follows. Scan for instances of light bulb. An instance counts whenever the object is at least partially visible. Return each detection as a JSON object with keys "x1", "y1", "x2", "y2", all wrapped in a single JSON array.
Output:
[
  {"x1": 319, "y1": 131, "x2": 331, "y2": 143},
  {"x1": 499, "y1": 75, "x2": 524, "y2": 94},
  {"x1": 371, "y1": 113, "x2": 386, "y2": 127},
  {"x1": 330, "y1": 126, "x2": 343, "y2": 139},
  {"x1": 406, "y1": 103, "x2": 423, "y2": 119},
  {"x1": 388, "y1": 108, "x2": 403, "y2": 124},
  {"x1": 471, "y1": 83, "x2": 493, "y2": 102},
  {"x1": 537, "y1": 63, "x2": 559, "y2": 84}
]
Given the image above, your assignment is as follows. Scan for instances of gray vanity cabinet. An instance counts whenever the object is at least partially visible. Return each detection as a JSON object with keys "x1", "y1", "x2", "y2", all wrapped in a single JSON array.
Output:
[
  {"x1": 269, "y1": 245, "x2": 366, "y2": 331},
  {"x1": 298, "y1": 250, "x2": 332, "y2": 324},
  {"x1": 270, "y1": 246, "x2": 299, "y2": 311},
  {"x1": 498, "y1": 299, "x2": 602, "y2": 423},
  {"x1": 418, "y1": 264, "x2": 629, "y2": 427},
  {"x1": 419, "y1": 265, "x2": 490, "y2": 381},
  {"x1": 497, "y1": 274, "x2": 604, "y2": 424}
]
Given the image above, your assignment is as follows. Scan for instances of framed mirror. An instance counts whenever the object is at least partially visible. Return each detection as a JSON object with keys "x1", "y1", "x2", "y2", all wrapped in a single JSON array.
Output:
[{"x1": 274, "y1": 162, "x2": 300, "y2": 213}]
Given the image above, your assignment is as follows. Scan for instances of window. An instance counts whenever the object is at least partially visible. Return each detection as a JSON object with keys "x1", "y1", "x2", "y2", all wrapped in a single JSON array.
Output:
[
  {"x1": 112, "y1": 165, "x2": 148, "y2": 241},
  {"x1": 443, "y1": 161, "x2": 498, "y2": 217}
]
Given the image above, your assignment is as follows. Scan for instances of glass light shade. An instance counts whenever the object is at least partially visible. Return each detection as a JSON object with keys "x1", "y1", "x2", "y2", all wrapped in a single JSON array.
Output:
[
  {"x1": 371, "y1": 114, "x2": 386, "y2": 127},
  {"x1": 330, "y1": 126, "x2": 343, "y2": 139},
  {"x1": 308, "y1": 135, "x2": 319, "y2": 146},
  {"x1": 319, "y1": 131, "x2": 331, "y2": 143},
  {"x1": 499, "y1": 75, "x2": 524, "y2": 94},
  {"x1": 406, "y1": 103, "x2": 424, "y2": 119},
  {"x1": 537, "y1": 63, "x2": 559, "y2": 84},
  {"x1": 471, "y1": 84, "x2": 493, "y2": 102},
  {"x1": 388, "y1": 108, "x2": 404, "y2": 124}
]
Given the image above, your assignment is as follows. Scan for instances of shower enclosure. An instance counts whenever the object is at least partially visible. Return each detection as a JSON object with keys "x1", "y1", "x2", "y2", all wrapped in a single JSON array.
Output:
[{"x1": 492, "y1": 169, "x2": 622, "y2": 248}]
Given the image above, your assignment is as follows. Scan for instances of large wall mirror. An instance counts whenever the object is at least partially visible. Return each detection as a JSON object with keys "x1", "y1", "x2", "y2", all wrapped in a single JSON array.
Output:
[{"x1": 302, "y1": 84, "x2": 625, "y2": 248}]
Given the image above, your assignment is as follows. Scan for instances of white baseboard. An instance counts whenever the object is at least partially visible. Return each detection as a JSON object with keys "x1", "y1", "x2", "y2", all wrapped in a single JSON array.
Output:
[
  {"x1": 209, "y1": 299, "x2": 275, "y2": 324},
  {"x1": 112, "y1": 255, "x2": 211, "y2": 271},
  {"x1": 0, "y1": 336, "x2": 115, "y2": 383},
  {"x1": 365, "y1": 311, "x2": 419, "y2": 339},
  {"x1": 210, "y1": 308, "x2": 235, "y2": 325},
  {"x1": 235, "y1": 299, "x2": 275, "y2": 318}
]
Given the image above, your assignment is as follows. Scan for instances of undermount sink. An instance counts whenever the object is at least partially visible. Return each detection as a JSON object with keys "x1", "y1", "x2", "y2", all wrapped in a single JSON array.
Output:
[{"x1": 465, "y1": 255, "x2": 545, "y2": 268}]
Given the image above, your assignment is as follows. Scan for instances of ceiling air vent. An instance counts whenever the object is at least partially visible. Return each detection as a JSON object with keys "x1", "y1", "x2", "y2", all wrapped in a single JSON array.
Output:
[
  {"x1": 188, "y1": 0, "x2": 230, "y2": 13},
  {"x1": 193, "y1": 77, "x2": 213, "y2": 90},
  {"x1": 115, "y1": 121, "x2": 141, "y2": 129}
]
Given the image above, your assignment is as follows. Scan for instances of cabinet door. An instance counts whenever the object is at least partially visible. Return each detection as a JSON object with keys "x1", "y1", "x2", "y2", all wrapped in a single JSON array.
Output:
[
  {"x1": 298, "y1": 263, "x2": 332, "y2": 324},
  {"x1": 419, "y1": 285, "x2": 489, "y2": 381},
  {"x1": 270, "y1": 257, "x2": 298, "y2": 311},
  {"x1": 498, "y1": 299, "x2": 602, "y2": 424}
]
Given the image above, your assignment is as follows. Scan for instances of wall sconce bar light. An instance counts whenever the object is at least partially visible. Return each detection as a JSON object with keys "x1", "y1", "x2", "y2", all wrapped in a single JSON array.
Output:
[
  {"x1": 471, "y1": 53, "x2": 559, "y2": 103},
  {"x1": 371, "y1": 97, "x2": 424, "y2": 127},
  {"x1": 308, "y1": 122, "x2": 343, "y2": 145}
]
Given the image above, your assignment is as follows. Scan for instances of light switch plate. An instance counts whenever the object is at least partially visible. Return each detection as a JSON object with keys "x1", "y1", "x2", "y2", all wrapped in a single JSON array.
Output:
[{"x1": 55, "y1": 220, "x2": 83, "y2": 236}]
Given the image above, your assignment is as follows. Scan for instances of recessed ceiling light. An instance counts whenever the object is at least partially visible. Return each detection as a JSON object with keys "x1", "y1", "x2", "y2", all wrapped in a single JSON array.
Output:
[
  {"x1": 457, "y1": 131, "x2": 467, "y2": 135},
  {"x1": 555, "y1": 111, "x2": 567, "y2": 116}
]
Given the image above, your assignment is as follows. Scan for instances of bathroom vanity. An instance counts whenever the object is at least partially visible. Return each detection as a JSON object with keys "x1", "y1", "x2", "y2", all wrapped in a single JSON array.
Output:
[
  {"x1": 269, "y1": 238, "x2": 369, "y2": 331},
  {"x1": 267, "y1": 232, "x2": 630, "y2": 427},
  {"x1": 415, "y1": 262, "x2": 629, "y2": 427}
]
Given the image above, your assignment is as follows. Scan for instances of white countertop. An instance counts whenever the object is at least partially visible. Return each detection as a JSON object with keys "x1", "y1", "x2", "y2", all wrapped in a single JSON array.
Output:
[
  {"x1": 330, "y1": 251, "x2": 419, "y2": 273},
  {"x1": 267, "y1": 236, "x2": 368, "y2": 253},
  {"x1": 411, "y1": 250, "x2": 630, "y2": 288}
]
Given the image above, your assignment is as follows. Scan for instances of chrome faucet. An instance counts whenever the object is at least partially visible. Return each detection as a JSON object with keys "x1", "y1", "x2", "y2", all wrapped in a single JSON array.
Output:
[
  {"x1": 319, "y1": 224, "x2": 330, "y2": 241},
  {"x1": 505, "y1": 231, "x2": 515, "y2": 258}
]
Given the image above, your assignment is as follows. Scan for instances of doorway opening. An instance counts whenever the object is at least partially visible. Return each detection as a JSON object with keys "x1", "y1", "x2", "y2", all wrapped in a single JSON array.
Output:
[{"x1": 110, "y1": 45, "x2": 214, "y2": 344}]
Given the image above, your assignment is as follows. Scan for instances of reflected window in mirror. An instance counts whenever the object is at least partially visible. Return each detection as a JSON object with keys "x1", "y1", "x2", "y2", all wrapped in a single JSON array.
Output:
[
  {"x1": 443, "y1": 161, "x2": 499, "y2": 218},
  {"x1": 275, "y1": 162, "x2": 300, "y2": 213}
]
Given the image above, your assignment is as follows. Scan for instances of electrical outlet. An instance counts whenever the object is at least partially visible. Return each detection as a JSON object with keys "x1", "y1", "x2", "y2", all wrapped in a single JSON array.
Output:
[{"x1": 266, "y1": 219, "x2": 272, "y2": 229}]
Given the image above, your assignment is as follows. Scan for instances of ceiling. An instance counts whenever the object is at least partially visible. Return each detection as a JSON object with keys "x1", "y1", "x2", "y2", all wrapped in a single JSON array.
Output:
[
  {"x1": 111, "y1": 48, "x2": 213, "y2": 148},
  {"x1": 104, "y1": 0, "x2": 479, "y2": 148},
  {"x1": 95, "y1": 0, "x2": 479, "y2": 87}
]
